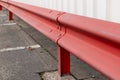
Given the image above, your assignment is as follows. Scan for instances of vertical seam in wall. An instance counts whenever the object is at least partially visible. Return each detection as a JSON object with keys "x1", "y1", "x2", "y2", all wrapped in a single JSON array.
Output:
[
  {"x1": 106, "y1": 0, "x2": 111, "y2": 20},
  {"x1": 73, "y1": 0, "x2": 76, "y2": 13},
  {"x1": 66, "y1": 1, "x2": 70, "y2": 12},
  {"x1": 61, "y1": 0, "x2": 63, "y2": 11},
  {"x1": 82, "y1": 0, "x2": 87, "y2": 15},
  {"x1": 75, "y1": 0, "x2": 78, "y2": 14},
  {"x1": 93, "y1": 0, "x2": 97, "y2": 18},
  {"x1": 74, "y1": 0, "x2": 77, "y2": 13},
  {"x1": 50, "y1": 0, "x2": 52, "y2": 9},
  {"x1": 55, "y1": 0, "x2": 57, "y2": 10}
]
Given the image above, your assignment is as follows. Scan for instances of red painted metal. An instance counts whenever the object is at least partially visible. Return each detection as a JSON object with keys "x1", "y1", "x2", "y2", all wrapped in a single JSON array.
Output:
[
  {"x1": 58, "y1": 14, "x2": 120, "y2": 80},
  {"x1": 0, "y1": 1, "x2": 65, "y2": 42},
  {"x1": 0, "y1": 5, "x2": 2, "y2": 10},
  {"x1": 0, "y1": 0, "x2": 120, "y2": 80},
  {"x1": 58, "y1": 46, "x2": 70, "y2": 75},
  {"x1": 9, "y1": 11, "x2": 13, "y2": 20}
]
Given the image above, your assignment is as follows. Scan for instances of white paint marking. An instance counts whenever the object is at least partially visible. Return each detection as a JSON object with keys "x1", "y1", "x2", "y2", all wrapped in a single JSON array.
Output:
[
  {"x1": 0, "y1": 23, "x2": 16, "y2": 26},
  {"x1": 0, "y1": 44, "x2": 41, "y2": 52}
]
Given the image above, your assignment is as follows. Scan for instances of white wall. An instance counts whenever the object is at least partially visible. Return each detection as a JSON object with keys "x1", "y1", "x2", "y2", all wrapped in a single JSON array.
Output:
[{"x1": 12, "y1": 0, "x2": 120, "y2": 23}]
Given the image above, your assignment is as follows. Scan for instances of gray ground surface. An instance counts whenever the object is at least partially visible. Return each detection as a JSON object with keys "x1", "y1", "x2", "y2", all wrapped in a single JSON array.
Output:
[
  {"x1": 0, "y1": 9, "x2": 108, "y2": 80},
  {"x1": 0, "y1": 10, "x2": 57, "y2": 80}
]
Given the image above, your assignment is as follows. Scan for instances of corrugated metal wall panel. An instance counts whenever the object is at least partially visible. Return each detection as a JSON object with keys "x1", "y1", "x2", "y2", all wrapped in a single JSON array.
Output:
[{"x1": 12, "y1": 0, "x2": 120, "y2": 23}]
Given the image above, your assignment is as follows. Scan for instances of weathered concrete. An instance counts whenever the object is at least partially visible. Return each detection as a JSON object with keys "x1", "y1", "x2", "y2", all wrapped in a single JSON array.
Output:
[{"x1": 42, "y1": 71, "x2": 76, "y2": 80}]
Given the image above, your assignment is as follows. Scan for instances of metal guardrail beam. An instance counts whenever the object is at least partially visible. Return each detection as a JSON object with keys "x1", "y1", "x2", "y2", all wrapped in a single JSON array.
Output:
[{"x1": 0, "y1": 0, "x2": 120, "y2": 80}]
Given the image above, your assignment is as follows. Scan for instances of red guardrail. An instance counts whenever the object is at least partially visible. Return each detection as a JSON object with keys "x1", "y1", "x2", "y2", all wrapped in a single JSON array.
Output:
[
  {"x1": 0, "y1": 1, "x2": 120, "y2": 80},
  {"x1": 0, "y1": 5, "x2": 2, "y2": 10}
]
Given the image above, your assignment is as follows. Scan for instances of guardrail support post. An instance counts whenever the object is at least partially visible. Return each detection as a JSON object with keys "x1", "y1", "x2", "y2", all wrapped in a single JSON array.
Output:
[
  {"x1": 58, "y1": 46, "x2": 70, "y2": 76},
  {"x1": 0, "y1": 5, "x2": 2, "y2": 11},
  {"x1": 9, "y1": 11, "x2": 13, "y2": 20}
]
